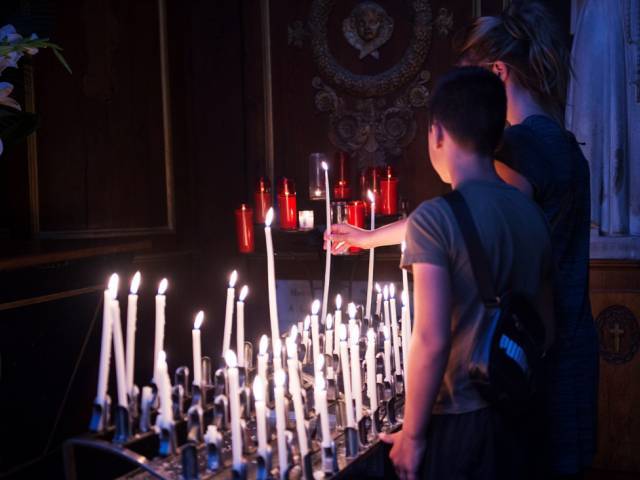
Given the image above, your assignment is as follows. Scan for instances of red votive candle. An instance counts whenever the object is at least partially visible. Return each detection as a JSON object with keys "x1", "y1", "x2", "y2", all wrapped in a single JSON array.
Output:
[
  {"x1": 254, "y1": 176, "x2": 272, "y2": 224},
  {"x1": 277, "y1": 177, "x2": 298, "y2": 230},
  {"x1": 360, "y1": 166, "x2": 382, "y2": 215},
  {"x1": 235, "y1": 204, "x2": 255, "y2": 253},
  {"x1": 333, "y1": 151, "x2": 351, "y2": 200},
  {"x1": 380, "y1": 165, "x2": 398, "y2": 215},
  {"x1": 347, "y1": 200, "x2": 365, "y2": 253}
]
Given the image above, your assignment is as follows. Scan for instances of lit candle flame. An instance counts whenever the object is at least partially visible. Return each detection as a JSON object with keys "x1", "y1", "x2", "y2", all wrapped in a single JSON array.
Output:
[
  {"x1": 367, "y1": 189, "x2": 375, "y2": 204},
  {"x1": 375, "y1": 283, "x2": 381, "y2": 293},
  {"x1": 321, "y1": 160, "x2": 329, "y2": 171},
  {"x1": 224, "y1": 349, "x2": 238, "y2": 369},
  {"x1": 108, "y1": 273, "x2": 119, "y2": 300},
  {"x1": 303, "y1": 315, "x2": 310, "y2": 331},
  {"x1": 326, "y1": 313, "x2": 333, "y2": 329},
  {"x1": 265, "y1": 207, "x2": 274, "y2": 227},
  {"x1": 158, "y1": 278, "x2": 168, "y2": 295},
  {"x1": 252, "y1": 375, "x2": 265, "y2": 401},
  {"x1": 335, "y1": 294, "x2": 342, "y2": 309},
  {"x1": 229, "y1": 270, "x2": 238, "y2": 288},
  {"x1": 347, "y1": 302, "x2": 357, "y2": 319},
  {"x1": 390, "y1": 283, "x2": 395, "y2": 298},
  {"x1": 274, "y1": 369, "x2": 286, "y2": 387},
  {"x1": 194, "y1": 311, "x2": 204, "y2": 329},
  {"x1": 239, "y1": 285, "x2": 249, "y2": 301},
  {"x1": 338, "y1": 323, "x2": 347, "y2": 341},
  {"x1": 259, "y1": 335, "x2": 269, "y2": 355},
  {"x1": 383, "y1": 284, "x2": 389, "y2": 300},
  {"x1": 130, "y1": 271, "x2": 141, "y2": 295},
  {"x1": 311, "y1": 299, "x2": 321, "y2": 315}
]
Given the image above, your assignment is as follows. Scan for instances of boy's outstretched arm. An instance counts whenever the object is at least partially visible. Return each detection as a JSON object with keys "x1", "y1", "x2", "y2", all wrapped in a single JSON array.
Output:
[
  {"x1": 380, "y1": 262, "x2": 452, "y2": 480},
  {"x1": 326, "y1": 218, "x2": 408, "y2": 253}
]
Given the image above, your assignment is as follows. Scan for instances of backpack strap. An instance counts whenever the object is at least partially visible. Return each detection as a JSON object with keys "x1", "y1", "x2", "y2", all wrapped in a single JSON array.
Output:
[{"x1": 443, "y1": 190, "x2": 499, "y2": 307}]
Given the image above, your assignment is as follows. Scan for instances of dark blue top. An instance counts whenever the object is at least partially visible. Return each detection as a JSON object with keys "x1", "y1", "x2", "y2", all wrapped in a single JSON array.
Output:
[{"x1": 496, "y1": 115, "x2": 598, "y2": 474}]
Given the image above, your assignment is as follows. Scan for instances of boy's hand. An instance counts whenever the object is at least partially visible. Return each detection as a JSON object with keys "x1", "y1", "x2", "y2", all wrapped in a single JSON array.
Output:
[
  {"x1": 323, "y1": 223, "x2": 372, "y2": 253},
  {"x1": 380, "y1": 430, "x2": 426, "y2": 480}
]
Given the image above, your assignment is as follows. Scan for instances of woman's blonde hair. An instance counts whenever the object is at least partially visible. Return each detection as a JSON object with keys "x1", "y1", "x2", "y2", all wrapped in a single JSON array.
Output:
[{"x1": 455, "y1": 1, "x2": 571, "y2": 123}]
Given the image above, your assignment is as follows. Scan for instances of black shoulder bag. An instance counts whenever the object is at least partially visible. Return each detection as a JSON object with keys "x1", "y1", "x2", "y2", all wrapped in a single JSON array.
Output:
[{"x1": 443, "y1": 190, "x2": 546, "y2": 414}]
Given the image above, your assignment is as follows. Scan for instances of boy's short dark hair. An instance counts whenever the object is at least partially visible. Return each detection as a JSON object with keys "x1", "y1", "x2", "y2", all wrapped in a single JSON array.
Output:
[{"x1": 427, "y1": 66, "x2": 506, "y2": 156}]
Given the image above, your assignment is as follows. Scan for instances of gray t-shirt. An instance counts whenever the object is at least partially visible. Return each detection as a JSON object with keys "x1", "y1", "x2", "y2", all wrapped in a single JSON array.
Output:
[{"x1": 401, "y1": 179, "x2": 552, "y2": 415}]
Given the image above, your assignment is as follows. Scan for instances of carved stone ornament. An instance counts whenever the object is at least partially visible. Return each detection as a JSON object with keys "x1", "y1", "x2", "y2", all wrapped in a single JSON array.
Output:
[
  {"x1": 309, "y1": 0, "x2": 432, "y2": 98},
  {"x1": 313, "y1": 70, "x2": 431, "y2": 167},
  {"x1": 596, "y1": 304, "x2": 640, "y2": 364},
  {"x1": 434, "y1": 7, "x2": 454, "y2": 37},
  {"x1": 342, "y1": 2, "x2": 394, "y2": 60}
]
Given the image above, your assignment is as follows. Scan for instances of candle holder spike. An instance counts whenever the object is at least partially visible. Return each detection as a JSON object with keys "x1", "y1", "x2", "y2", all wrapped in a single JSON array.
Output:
[
  {"x1": 322, "y1": 441, "x2": 339, "y2": 475},
  {"x1": 386, "y1": 395, "x2": 398, "y2": 425},
  {"x1": 256, "y1": 447, "x2": 273, "y2": 480},
  {"x1": 191, "y1": 383, "x2": 202, "y2": 407},
  {"x1": 112, "y1": 405, "x2": 131, "y2": 444},
  {"x1": 205, "y1": 425, "x2": 223, "y2": 471},
  {"x1": 88, "y1": 395, "x2": 110, "y2": 432},
  {"x1": 357, "y1": 414, "x2": 371, "y2": 445},
  {"x1": 156, "y1": 419, "x2": 177, "y2": 457},
  {"x1": 394, "y1": 373, "x2": 404, "y2": 396},
  {"x1": 128, "y1": 385, "x2": 140, "y2": 421},
  {"x1": 172, "y1": 384, "x2": 185, "y2": 419},
  {"x1": 187, "y1": 403, "x2": 204, "y2": 443},
  {"x1": 244, "y1": 341, "x2": 254, "y2": 370},
  {"x1": 213, "y1": 394, "x2": 229, "y2": 430},
  {"x1": 372, "y1": 405, "x2": 383, "y2": 433},
  {"x1": 139, "y1": 386, "x2": 154, "y2": 433},
  {"x1": 181, "y1": 441, "x2": 199, "y2": 480},
  {"x1": 302, "y1": 451, "x2": 314, "y2": 480},
  {"x1": 344, "y1": 426, "x2": 359, "y2": 458},
  {"x1": 214, "y1": 368, "x2": 227, "y2": 397},
  {"x1": 232, "y1": 460, "x2": 248, "y2": 480}
]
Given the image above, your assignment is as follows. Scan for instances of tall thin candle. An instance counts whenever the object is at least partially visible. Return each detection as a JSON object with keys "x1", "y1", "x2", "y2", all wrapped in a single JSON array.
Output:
[
  {"x1": 236, "y1": 286, "x2": 249, "y2": 367},
  {"x1": 310, "y1": 299, "x2": 321, "y2": 374},
  {"x1": 365, "y1": 190, "x2": 376, "y2": 320},
  {"x1": 321, "y1": 160, "x2": 331, "y2": 324},
  {"x1": 257, "y1": 335, "x2": 269, "y2": 382},
  {"x1": 156, "y1": 351, "x2": 173, "y2": 425},
  {"x1": 125, "y1": 272, "x2": 140, "y2": 395},
  {"x1": 383, "y1": 325, "x2": 392, "y2": 382},
  {"x1": 375, "y1": 283, "x2": 382, "y2": 318},
  {"x1": 334, "y1": 294, "x2": 342, "y2": 354},
  {"x1": 253, "y1": 376, "x2": 268, "y2": 458},
  {"x1": 286, "y1": 337, "x2": 309, "y2": 457},
  {"x1": 389, "y1": 284, "x2": 402, "y2": 376},
  {"x1": 192, "y1": 311, "x2": 204, "y2": 387},
  {"x1": 274, "y1": 370, "x2": 287, "y2": 480},
  {"x1": 316, "y1": 376, "x2": 332, "y2": 447},
  {"x1": 338, "y1": 323, "x2": 355, "y2": 428},
  {"x1": 225, "y1": 350, "x2": 243, "y2": 468},
  {"x1": 325, "y1": 313, "x2": 334, "y2": 356},
  {"x1": 349, "y1": 323, "x2": 363, "y2": 421},
  {"x1": 154, "y1": 279, "x2": 168, "y2": 383},
  {"x1": 111, "y1": 282, "x2": 128, "y2": 408},
  {"x1": 366, "y1": 328, "x2": 378, "y2": 411},
  {"x1": 264, "y1": 208, "x2": 280, "y2": 341},
  {"x1": 96, "y1": 274, "x2": 116, "y2": 405},
  {"x1": 221, "y1": 270, "x2": 238, "y2": 357}
]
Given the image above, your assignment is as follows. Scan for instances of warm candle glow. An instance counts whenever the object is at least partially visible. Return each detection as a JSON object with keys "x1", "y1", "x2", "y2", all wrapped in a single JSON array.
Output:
[
  {"x1": 303, "y1": 315, "x2": 310, "y2": 332},
  {"x1": 367, "y1": 189, "x2": 375, "y2": 204},
  {"x1": 130, "y1": 271, "x2": 141, "y2": 295},
  {"x1": 311, "y1": 299, "x2": 321, "y2": 315},
  {"x1": 275, "y1": 369, "x2": 286, "y2": 387},
  {"x1": 158, "y1": 278, "x2": 168, "y2": 295},
  {"x1": 375, "y1": 283, "x2": 381, "y2": 293},
  {"x1": 338, "y1": 323, "x2": 347, "y2": 341},
  {"x1": 108, "y1": 273, "x2": 119, "y2": 300},
  {"x1": 194, "y1": 311, "x2": 204, "y2": 329},
  {"x1": 321, "y1": 160, "x2": 329, "y2": 171},
  {"x1": 402, "y1": 290, "x2": 409, "y2": 307},
  {"x1": 229, "y1": 270, "x2": 238, "y2": 288},
  {"x1": 335, "y1": 294, "x2": 342, "y2": 309},
  {"x1": 350, "y1": 323, "x2": 360, "y2": 344},
  {"x1": 239, "y1": 285, "x2": 249, "y2": 301},
  {"x1": 390, "y1": 283, "x2": 395, "y2": 298},
  {"x1": 265, "y1": 207, "x2": 274, "y2": 227},
  {"x1": 383, "y1": 284, "x2": 389, "y2": 300},
  {"x1": 225, "y1": 349, "x2": 238, "y2": 369},
  {"x1": 347, "y1": 302, "x2": 357, "y2": 319},
  {"x1": 326, "y1": 313, "x2": 333, "y2": 329},
  {"x1": 253, "y1": 375, "x2": 265, "y2": 402},
  {"x1": 259, "y1": 335, "x2": 269, "y2": 355}
]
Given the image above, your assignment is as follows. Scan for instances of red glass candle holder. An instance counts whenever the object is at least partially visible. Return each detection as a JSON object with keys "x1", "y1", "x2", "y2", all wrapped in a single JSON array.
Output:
[
  {"x1": 277, "y1": 177, "x2": 298, "y2": 230},
  {"x1": 346, "y1": 200, "x2": 365, "y2": 253},
  {"x1": 360, "y1": 166, "x2": 382, "y2": 215},
  {"x1": 333, "y1": 151, "x2": 351, "y2": 201},
  {"x1": 254, "y1": 177, "x2": 272, "y2": 224},
  {"x1": 235, "y1": 204, "x2": 255, "y2": 253},
  {"x1": 380, "y1": 165, "x2": 398, "y2": 215}
]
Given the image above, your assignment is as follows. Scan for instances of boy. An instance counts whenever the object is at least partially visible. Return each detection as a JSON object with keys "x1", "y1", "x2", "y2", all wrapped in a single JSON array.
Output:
[{"x1": 381, "y1": 67, "x2": 553, "y2": 479}]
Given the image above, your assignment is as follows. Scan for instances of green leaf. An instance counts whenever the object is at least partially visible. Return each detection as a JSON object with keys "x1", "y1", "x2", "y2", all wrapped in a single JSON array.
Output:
[{"x1": 51, "y1": 47, "x2": 72, "y2": 74}]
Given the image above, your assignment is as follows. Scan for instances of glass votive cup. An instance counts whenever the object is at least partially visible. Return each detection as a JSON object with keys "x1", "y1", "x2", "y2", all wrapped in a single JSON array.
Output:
[{"x1": 298, "y1": 210, "x2": 314, "y2": 231}]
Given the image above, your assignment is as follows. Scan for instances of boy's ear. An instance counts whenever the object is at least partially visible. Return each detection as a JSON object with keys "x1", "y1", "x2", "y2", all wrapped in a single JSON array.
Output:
[
  {"x1": 431, "y1": 121, "x2": 445, "y2": 149},
  {"x1": 492, "y1": 61, "x2": 509, "y2": 83}
]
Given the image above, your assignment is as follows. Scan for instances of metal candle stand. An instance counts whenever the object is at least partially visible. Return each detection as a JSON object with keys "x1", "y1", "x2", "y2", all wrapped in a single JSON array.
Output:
[
  {"x1": 256, "y1": 446, "x2": 273, "y2": 480},
  {"x1": 322, "y1": 442, "x2": 339, "y2": 476},
  {"x1": 113, "y1": 405, "x2": 132, "y2": 444},
  {"x1": 157, "y1": 420, "x2": 178, "y2": 457},
  {"x1": 233, "y1": 460, "x2": 248, "y2": 480},
  {"x1": 204, "y1": 425, "x2": 223, "y2": 471},
  {"x1": 89, "y1": 395, "x2": 111, "y2": 433},
  {"x1": 181, "y1": 442, "x2": 199, "y2": 480}
]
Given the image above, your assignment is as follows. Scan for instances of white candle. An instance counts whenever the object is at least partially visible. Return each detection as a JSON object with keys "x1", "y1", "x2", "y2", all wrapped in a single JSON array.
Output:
[
  {"x1": 111, "y1": 285, "x2": 128, "y2": 408},
  {"x1": 338, "y1": 323, "x2": 355, "y2": 428},
  {"x1": 366, "y1": 328, "x2": 378, "y2": 411},
  {"x1": 334, "y1": 294, "x2": 342, "y2": 354},
  {"x1": 225, "y1": 350, "x2": 243, "y2": 468},
  {"x1": 257, "y1": 335, "x2": 269, "y2": 382},
  {"x1": 375, "y1": 283, "x2": 382, "y2": 318},
  {"x1": 125, "y1": 272, "x2": 140, "y2": 395},
  {"x1": 321, "y1": 161, "x2": 331, "y2": 325},
  {"x1": 401, "y1": 241, "x2": 410, "y2": 312},
  {"x1": 222, "y1": 270, "x2": 238, "y2": 357},
  {"x1": 274, "y1": 369, "x2": 288, "y2": 479},
  {"x1": 253, "y1": 376, "x2": 268, "y2": 458},
  {"x1": 236, "y1": 285, "x2": 249, "y2": 367},
  {"x1": 264, "y1": 208, "x2": 280, "y2": 342},
  {"x1": 96, "y1": 274, "x2": 116, "y2": 405},
  {"x1": 310, "y1": 299, "x2": 321, "y2": 374},
  {"x1": 325, "y1": 313, "x2": 334, "y2": 356},
  {"x1": 347, "y1": 302, "x2": 357, "y2": 329},
  {"x1": 272, "y1": 337, "x2": 283, "y2": 375},
  {"x1": 316, "y1": 376, "x2": 332, "y2": 448},
  {"x1": 383, "y1": 285, "x2": 391, "y2": 339},
  {"x1": 286, "y1": 337, "x2": 308, "y2": 457},
  {"x1": 349, "y1": 323, "x2": 363, "y2": 421},
  {"x1": 383, "y1": 325, "x2": 392, "y2": 382},
  {"x1": 389, "y1": 284, "x2": 402, "y2": 376},
  {"x1": 401, "y1": 290, "x2": 410, "y2": 377},
  {"x1": 156, "y1": 351, "x2": 173, "y2": 425},
  {"x1": 192, "y1": 311, "x2": 204, "y2": 387},
  {"x1": 154, "y1": 278, "x2": 168, "y2": 383},
  {"x1": 302, "y1": 315, "x2": 310, "y2": 353},
  {"x1": 365, "y1": 190, "x2": 376, "y2": 320}
]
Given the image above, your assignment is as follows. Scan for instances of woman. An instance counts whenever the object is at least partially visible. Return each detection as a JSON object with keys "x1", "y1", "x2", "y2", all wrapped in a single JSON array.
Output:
[{"x1": 329, "y1": 3, "x2": 598, "y2": 478}]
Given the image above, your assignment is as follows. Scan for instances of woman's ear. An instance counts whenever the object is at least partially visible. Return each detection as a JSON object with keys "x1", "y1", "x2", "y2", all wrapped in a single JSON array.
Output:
[{"x1": 492, "y1": 61, "x2": 509, "y2": 82}]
